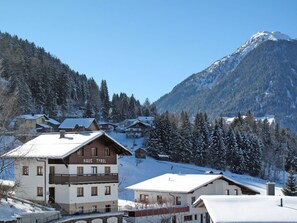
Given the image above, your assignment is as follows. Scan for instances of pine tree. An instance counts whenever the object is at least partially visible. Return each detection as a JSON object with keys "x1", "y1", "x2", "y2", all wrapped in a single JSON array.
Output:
[
  {"x1": 179, "y1": 111, "x2": 192, "y2": 163},
  {"x1": 192, "y1": 113, "x2": 209, "y2": 166},
  {"x1": 208, "y1": 123, "x2": 226, "y2": 170},
  {"x1": 282, "y1": 169, "x2": 297, "y2": 196},
  {"x1": 100, "y1": 80, "x2": 110, "y2": 120},
  {"x1": 226, "y1": 129, "x2": 244, "y2": 174}
]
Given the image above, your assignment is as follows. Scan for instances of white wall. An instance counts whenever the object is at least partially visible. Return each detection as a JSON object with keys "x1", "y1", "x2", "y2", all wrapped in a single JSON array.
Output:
[
  {"x1": 15, "y1": 159, "x2": 48, "y2": 202},
  {"x1": 68, "y1": 183, "x2": 118, "y2": 204}
]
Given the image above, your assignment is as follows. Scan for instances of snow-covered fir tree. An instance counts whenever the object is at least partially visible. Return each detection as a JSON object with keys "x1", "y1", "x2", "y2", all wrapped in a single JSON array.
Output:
[{"x1": 282, "y1": 169, "x2": 297, "y2": 196}]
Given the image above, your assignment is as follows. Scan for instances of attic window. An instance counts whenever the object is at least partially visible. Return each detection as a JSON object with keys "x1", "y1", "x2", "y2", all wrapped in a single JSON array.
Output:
[
  {"x1": 77, "y1": 147, "x2": 84, "y2": 156},
  {"x1": 104, "y1": 147, "x2": 110, "y2": 156},
  {"x1": 91, "y1": 147, "x2": 98, "y2": 156}
]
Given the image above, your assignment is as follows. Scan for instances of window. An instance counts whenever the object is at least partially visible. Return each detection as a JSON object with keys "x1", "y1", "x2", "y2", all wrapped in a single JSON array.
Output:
[
  {"x1": 78, "y1": 206, "x2": 84, "y2": 214},
  {"x1": 92, "y1": 205, "x2": 97, "y2": 213},
  {"x1": 175, "y1": 196, "x2": 181, "y2": 205},
  {"x1": 191, "y1": 196, "x2": 196, "y2": 204},
  {"x1": 140, "y1": 194, "x2": 149, "y2": 203},
  {"x1": 225, "y1": 189, "x2": 230, "y2": 195},
  {"x1": 91, "y1": 147, "x2": 98, "y2": 156},
  {"x1": 37, "y1": 166, "x2": 43, "y2": 176},
  {"x1": 234, "y1": 189, "x2": 239, "y2": 195},
  {"x1": 195, "y1": 214, "x2": 197, "y2": 220},
  {"x1": 77, "y1": 166, "x2": 84, "y2": 175},
  {"x1": 77, "y1": 148, "x2": 84, "y2": 156},
  {"x1": 37, "y1": 187, "x2": 43, "y2": 197},
  {"x1": 91, "y1": 186, "x2": 98, "y2": 196},
  {"x1": 105, "y1": 204, "x2": 111, "y2": 212},
  {"x1": 91, "y1": 166, "x2": 97, "y2": 174},
  {"x1": 157, "y1": 195, "x2": 163, "y2": 204},
  {"x1": 105, "y1": 166, "x2": 111, "y2": 174},
  {"x1": 184, "y1": 215, "x2": 193, "y2": 221},
  {"x1": 104, "y1": 147, "x2": 110, "y2": 156},
  {"x1": 77, "y1": 187, "x2": 84, "y2": 197},
  {"x1": 22, "y1": 166, "x2": 29, "y2": 175},
  {"x1": 105, "y1": 186, "x2": 111, "y2": 195}
]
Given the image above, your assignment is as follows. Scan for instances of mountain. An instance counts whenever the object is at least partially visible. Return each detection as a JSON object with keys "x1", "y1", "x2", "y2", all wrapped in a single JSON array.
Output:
[{"x1": 155, "y1": 31, "x2": 297, "y2": 131}]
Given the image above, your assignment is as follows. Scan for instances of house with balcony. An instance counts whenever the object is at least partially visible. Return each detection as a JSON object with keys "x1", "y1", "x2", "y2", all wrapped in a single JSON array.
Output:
[
  {"x1": 2, "y1": 131, "x2": 131, "y2": 215},
  {"x1": 125, "y1": 121, "x2": 151, "y2": 138},
  {"x1": 125, "y1": 173, "x2": 259, "y2": 223}
]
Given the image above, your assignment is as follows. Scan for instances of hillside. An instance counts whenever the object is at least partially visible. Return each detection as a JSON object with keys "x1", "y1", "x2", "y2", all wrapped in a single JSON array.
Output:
[
  {"x1": 0, "y1": 32, "x2": 103, "y2": 118},
  {"x1": 155, "y1": 31, "x2": 297, "y2": 132}
]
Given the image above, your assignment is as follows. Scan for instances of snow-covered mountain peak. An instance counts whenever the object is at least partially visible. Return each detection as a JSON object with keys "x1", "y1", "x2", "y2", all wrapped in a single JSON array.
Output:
[
  {"x1": 250, "y1": 31, "x2": 291, "y2": 42},
  {"x1": 235, "y1": 31, "x2": 291, "y2": 59}
]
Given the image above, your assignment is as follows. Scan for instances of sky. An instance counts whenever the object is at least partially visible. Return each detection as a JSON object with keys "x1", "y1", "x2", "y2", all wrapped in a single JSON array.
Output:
[{"x1": 0, "y1": 0, "x2": 296, "y2": 103}]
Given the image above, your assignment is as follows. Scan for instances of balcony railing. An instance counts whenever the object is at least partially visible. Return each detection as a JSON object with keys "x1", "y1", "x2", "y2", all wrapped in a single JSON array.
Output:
[{"x1": 49, "y1": 173, "x2": 118, "y2": 185}]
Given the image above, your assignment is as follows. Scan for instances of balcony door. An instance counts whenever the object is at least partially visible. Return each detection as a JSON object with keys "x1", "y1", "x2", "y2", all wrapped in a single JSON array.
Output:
[{"x1": 49, "y1": 166, "x2": 55, "y2": 175}]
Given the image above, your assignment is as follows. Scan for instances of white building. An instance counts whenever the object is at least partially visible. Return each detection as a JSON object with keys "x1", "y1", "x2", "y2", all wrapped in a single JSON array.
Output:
[
  {"x1": 194, "y1": 195, "x2": 297, "y2": 223},
  {"x1": 2, "y1": 131, "x2": 131, "y2": 215},
  {"x1": 125, "y1": 173, "x2": 259, "y2": 223}
]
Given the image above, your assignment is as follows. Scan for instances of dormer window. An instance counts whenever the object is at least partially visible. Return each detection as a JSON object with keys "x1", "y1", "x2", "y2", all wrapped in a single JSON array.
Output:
[{"x1": 104, "y1": 147, "x2": 110, "y2": 156}]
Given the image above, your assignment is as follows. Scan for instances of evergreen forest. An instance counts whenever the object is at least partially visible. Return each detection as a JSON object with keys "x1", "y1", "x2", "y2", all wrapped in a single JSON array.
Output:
[
  {"x1": 146, "y1": 111, "x2": 297, "y2": 181},
  {"x1": 0, "y1": 31, "x2": 156, "y2": 124}
]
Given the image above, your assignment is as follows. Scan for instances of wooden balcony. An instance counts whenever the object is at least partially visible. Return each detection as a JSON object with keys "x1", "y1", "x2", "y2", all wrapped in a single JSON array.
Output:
[
  {"x1": 49, "y1": 173, "x2": 118, "y2": 185},
  {"x1": 125, "y1": 206, "x2": 190, "y2": 217}
]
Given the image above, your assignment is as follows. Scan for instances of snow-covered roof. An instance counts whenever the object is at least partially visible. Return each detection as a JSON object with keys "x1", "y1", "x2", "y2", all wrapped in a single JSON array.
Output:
[
  {"x1": 59, "y1": 118, "x2": 96, "y2": 129},
  {"x1": 2, "y1": 131, "x2": 131, "y2": 159},
  {"x1": 137, "y1": 116, "x2": 154, "y2": 122},
  {"x1": 126, "y1": 173, "x2": 258, "y2": 194},
  {"x1": 36, "y1": 123, "x2": 52, "y2": 129},
  {"x1": 0, "y1": 179, "x2": 15, "y2": 187},
  {"x1": 194, "y1": 195, "x2": 297, "y2": 223},
  {"x1": 46, "y1": 118, "x2": 60, "y2": 125},
  {"x1": 17, "y1": 114, "x2": 47, "y2": 120},
  {"x1": 127, "y1": 120, "x2": 151, "y2": 129}
]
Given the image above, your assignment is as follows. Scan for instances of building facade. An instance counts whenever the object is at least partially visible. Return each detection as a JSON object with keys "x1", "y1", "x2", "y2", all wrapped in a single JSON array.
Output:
[{"x1": 3, "y1": 131, "x2": 131, "y2": 215}]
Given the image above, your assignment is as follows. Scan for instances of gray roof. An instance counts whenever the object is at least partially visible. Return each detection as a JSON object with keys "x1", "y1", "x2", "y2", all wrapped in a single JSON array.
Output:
[{"x1": 59, "y1": 118, "x2": 96, "y2": 129}]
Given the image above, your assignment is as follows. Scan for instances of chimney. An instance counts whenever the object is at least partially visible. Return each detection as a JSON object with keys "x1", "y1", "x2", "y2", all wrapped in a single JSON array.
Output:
[
  {"x1": 60, "y1": 130, "x2": 65, "y2": 138},
  {"x1": 266, "y1": 182, "x2": 275, "y2": 196}
]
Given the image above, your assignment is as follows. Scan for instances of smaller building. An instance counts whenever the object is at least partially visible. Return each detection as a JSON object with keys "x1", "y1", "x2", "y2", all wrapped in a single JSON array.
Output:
[
  {"x1": 135, "y1": 148, "x2": 147, "y2": 159},
  {"x1": 194, "y1": 195, "x2": 297, "y2": 223},
  {"x1": 125, "y1": 121, "x2": 151, "y2": 138},
  {"x1": 59, "y1": 118, "x2": 99, "y2": 132},
  {"x1": 98, "y1": 122, "x2": 117, "y2": 132},
  {"x1": 15, "y1": 114, "x2": 60, "y2": 133},
  {"x1": 137, "y1": 116, "x2": 154, "y2": 125}
]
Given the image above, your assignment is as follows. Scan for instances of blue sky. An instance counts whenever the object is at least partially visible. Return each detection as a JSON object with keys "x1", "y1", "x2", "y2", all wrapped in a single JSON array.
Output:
[{"x1": 0, "y1": 0, "x2": 296, "y2": 103}]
